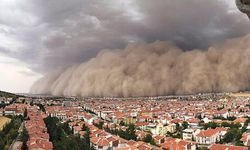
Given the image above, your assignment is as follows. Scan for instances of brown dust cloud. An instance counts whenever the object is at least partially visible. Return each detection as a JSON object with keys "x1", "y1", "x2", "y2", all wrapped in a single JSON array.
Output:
[{"x1": 31, "y1": 35, "x2": 250, "y2": 97}]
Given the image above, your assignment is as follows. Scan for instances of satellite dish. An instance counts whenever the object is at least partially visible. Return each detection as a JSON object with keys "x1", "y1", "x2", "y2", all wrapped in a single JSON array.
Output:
[{"x1": 236, "y1": 0, "x2": 250, "y2": 19}]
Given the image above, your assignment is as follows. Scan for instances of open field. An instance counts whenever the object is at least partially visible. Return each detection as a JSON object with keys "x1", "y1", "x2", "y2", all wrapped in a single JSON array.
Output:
[
  {"x1": 230, "y1": 92, "x2": 250, "y2": 97},
  {"x1": 0, "y1": 116, "x2": 11, "y2": 130}
]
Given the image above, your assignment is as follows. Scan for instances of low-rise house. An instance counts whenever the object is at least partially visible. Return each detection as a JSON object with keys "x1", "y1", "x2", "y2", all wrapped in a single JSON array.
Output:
[
  {"x1": 195, "y1": 128, "x2": 228, "y2": 147},
  {"x1": 16, "y1": 109, "x2": 24, "y2": 116},
  {"x1": 210, "y1": 144, "x2": 248, "y2": 150},
  {"x1": 27, "y1": 138, "x2": 53, "y2": 150},
  {"x1": 159, "y1": 116, "x2": 171, "y2": 125},
  {"x1": 240, "y1": 133, "x2": 250, "y2": 147},
  {"x1": 135, "y1": 122, "x2": 150, "y2": 130},
  {"x1": 4, "y1": 104, "x2": 27, "y2": 116},
  {"x1": 183, "y1": 129, "x2": 194, "y2": 141},
  {"x1": 135, "y1": 130, "x2": 147, "y2": 140},
  {"x1": 160, "y1": 138, "x2": 197, "y2": 150},
  {"x1": 140, "y1": 110, "x2": 153, "y2": 118},
  {"x1": 234, "y1": 118, "x2": 247, "y2": 127},
  {"x1": 153, "y1": 135, "x2": 166, "y2": 145},
  {"x1": 4, "y1": 105, "x2": 17, "y2": 115},
  {"x1": 112, "y1": 112, "x2": 126, "y2": 124},
  {"x1": 137, "y1": 116, "x2": 152, "y2": 122},
  {"x1": 106, "y1": 135, "x2": 119, "y2": 149},
  {"x1": 117, "y1": 138, "x2": 128, "y2": 148},
  {"x1": 147, "y1": 123, "x2": 157, "y2": 134},
  {"x1": 202, "y1": 117, "x2": 212, "y2": 124},
  {"x1": 83, "y1": 114, "x2": 94, "y2": 124},
  {"x1": 187, "y1": 118, "x2": 199, "y2": 128},
  {"x1": 183, "y1": 128, "x2": 200, "y2": 141},
  {"x1": 117, "y1": 141, "x2": 161, "y2": 150},
  {"x1": 155, "y1": 123, "x2": 168, "y2": 135},
  {"x1": 171, "y1": 118, "x2": 183, "y2": 126},
  {"x1": 90, "y1": 137, "x2": 110, "y2": 150},
  {"x1": 124, "y1": 116, "x2": 136, "y2": 124},
  {"x1": 215, "y1": 127, "x2": 228, "y2": 139},
  {"x1": 90, "y1": 134, "x2": 120, "y2": 150},
  {"x1": 166, "y1": 123, "x2": 176, "y2": 133},
  {"x1": 214, "y1": 110, "x2": 229, "y2": 118},
  {"x1": 150, "y1": 123, "x2": 176, "y2": 135},
  {"x1": 73, "y1": 125, "x2": 82, "y2": 134}
]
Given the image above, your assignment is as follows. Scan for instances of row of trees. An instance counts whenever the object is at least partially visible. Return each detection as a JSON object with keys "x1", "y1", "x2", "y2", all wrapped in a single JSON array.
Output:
[
  {"x1": 44, "y1": 116, "x2": 93, "y2": 150},
  {"x1": 0, "y1": 116, "x2": 23, "y2": 150},
  {"x1": 213, "y1": 116, "x2": 237, "y2": 121},
  {"x1": 203, "y1": 121, "x2": 242, "y2": 130},
  {"x1": 21, "y1": 127, "x2": 29, "y2": 150}
]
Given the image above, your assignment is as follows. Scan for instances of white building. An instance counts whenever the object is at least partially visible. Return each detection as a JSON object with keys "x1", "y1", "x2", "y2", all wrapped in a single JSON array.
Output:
[
  {"x1": 183, "y1": 128, "x2": 200, "y2": 141},
  {"x1": 195, "y1": 128, "x2": 228, "y2": 147}
]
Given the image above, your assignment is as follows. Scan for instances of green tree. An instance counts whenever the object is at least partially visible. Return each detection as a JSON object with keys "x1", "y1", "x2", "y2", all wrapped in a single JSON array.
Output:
[
  {"x1": 23, "y1": 109, "x2": 27, "y2": 119},
  {"x1": 94, "y1": 122, "x2": 104, "y2": 129},
  {"x1": 227, "y1": 116, "x2": 236, "y2": 121},
  {"x1": 119, "y1": 120, "x2": 125, "y2": 126},
  {"x1": 223, "y1": 128, "x2": 242, "y2": 143},
  {"x1": 82, "y1": 124, "x2": 88, "y2": 131},
  {"x1": 182, "y1": 121, "x2": 189, "y2": 129},
  {"x1": 36, "y1": 104, "x2": 45, "y2": 112},
  {"x1": 204, "y1": 122, "x2": 218, "y2": 129},
  {"x1": 0, "y1": 116, "x2": 22, "y2": 150},
  {"x1": 176, "y1": 123, "x2": 181, "y2": 132},
  {"x1": 44, "y1": 116, "x2": 91, "y2": 150},
  {"x1": 126, "y1": 124, "x2": 137, "y2": 140},
  {"x1": 118, "y1": 124, "x2": 137, "y2": 141},
  {"x1": 83, "y1": 127, "x2": 91, "y2": 149},
  {"x1": 221, "y1": 122, "x2": 230, "y2": 127},
  {"x1": 90, "y1": 145, "x2": 96, "y2": 150},
  {"x1": 21, "y1": 128, "x2": 29, "y2": 150},
  {"x1": 143, "y1": 134, "x2": 156, "y2": 145},
  {"x1": 244, "y1": 117, "x2": 250, "y2": 126},
  {"x1": 61, "y1": 122, "x2": 72, "y2": 135}
]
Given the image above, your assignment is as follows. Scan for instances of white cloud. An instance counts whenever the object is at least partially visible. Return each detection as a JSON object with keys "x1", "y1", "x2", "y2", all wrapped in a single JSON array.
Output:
[{"x1": 0, "y1": 54, "x2": 42, "y2": 93}]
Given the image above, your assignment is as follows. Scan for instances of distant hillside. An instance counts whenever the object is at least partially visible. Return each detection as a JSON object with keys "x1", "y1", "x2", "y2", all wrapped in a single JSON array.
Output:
[{"x1": 0, "y1": 90, "x2": 22, "y2": 98}]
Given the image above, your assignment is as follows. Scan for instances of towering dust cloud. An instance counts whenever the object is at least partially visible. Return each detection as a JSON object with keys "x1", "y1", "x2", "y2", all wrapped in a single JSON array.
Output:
[{"x1": 31, "y1": 35, "x2": 250, "y2": 97}]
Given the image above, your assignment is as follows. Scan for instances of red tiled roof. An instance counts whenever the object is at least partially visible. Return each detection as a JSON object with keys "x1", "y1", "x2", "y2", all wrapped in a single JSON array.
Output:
[
  {"x1": 211, "y1": 144, "x2": 248, "y2": 150},
  {"x1": 196, "y1": 129, "x2": 218, "y2": 137},
  {"x1": 90, "y1": 137, "x2": 109, "y2": 147},
  {"x1": 135, "y1": 122, "x2": 150, "y2": 127},
  {"x1": 234, "y1": 118, "x2": 247, "y2": 123}
]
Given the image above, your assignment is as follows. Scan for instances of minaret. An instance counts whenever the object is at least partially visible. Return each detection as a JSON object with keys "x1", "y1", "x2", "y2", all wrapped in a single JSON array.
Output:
[{"x1": 236, "y1": 0, "x2": 250, "y2": 19}]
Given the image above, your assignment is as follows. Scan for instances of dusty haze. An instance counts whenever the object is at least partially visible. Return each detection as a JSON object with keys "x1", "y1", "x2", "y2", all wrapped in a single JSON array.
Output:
[{"x1": 31, "y1": 35, "x2": 250, "y2": 97}]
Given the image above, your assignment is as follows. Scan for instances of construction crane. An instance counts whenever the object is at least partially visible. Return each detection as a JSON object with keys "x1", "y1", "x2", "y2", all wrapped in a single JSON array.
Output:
[{"x1": 236, "y1": 0, "x2": 250, "y2": 19}]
